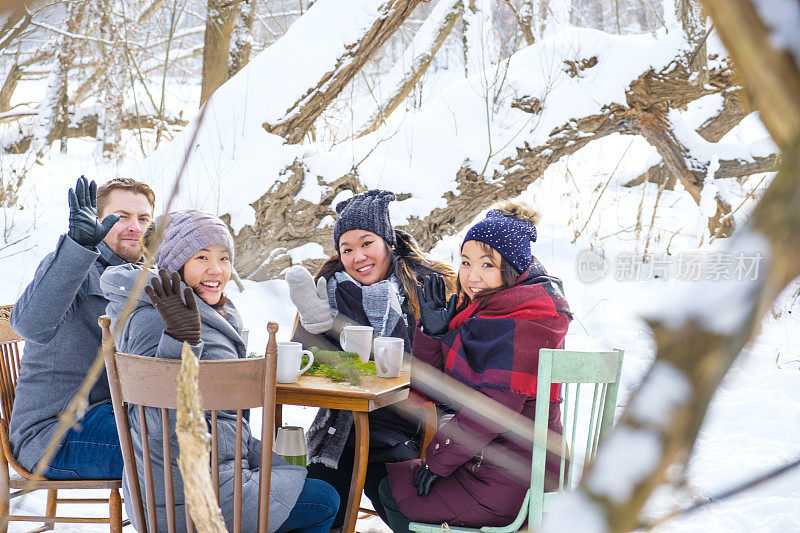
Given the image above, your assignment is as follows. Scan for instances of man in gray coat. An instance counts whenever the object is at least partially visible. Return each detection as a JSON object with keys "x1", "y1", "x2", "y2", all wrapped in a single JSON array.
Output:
[{"x1": 9, "y1": 176, "x2": 155, "y2": 479}]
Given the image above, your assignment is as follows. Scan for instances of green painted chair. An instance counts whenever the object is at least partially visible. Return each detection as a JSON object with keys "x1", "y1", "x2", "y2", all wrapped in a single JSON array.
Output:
[{"x1": 409, "y1": 348, "x2": 624, "y2": 533}]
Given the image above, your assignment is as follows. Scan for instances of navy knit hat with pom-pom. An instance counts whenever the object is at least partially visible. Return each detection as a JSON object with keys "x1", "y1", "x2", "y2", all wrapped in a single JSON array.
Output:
[
  {"x1": 463, "y1": 210, "x2": 537, "y2": 274},
  {"x1": 333, "y1": 190, "x2": 396, "y2": 249}
]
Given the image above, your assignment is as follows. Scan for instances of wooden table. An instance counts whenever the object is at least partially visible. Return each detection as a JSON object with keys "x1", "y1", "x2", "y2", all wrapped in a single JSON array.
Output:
[{"x1": 275, "y1": 370, "x2": 411, "y2": 533}]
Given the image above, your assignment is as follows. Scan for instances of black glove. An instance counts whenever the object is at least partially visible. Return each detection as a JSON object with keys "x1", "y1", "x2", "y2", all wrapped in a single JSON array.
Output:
[
  {"x1": 415, "y1": 274, "x2": 457, "y2": 337},
  {"x1": 413, "y1": 463, "x2": 439, "y2": 497},
  {"x1": 67, "y1": 176, "x2": 120, "y2": 249},
  {"x1": 145, "y1": 269, "x2": 202, "y2": 345}
]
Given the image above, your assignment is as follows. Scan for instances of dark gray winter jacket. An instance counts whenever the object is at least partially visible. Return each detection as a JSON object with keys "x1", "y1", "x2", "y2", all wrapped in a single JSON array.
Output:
[
  {"x1": 10, "y1": 235, "x2": 126, "y2": 473},
  {"x1": 101, "y1": 264, "x2": 306, "y2": 532}
]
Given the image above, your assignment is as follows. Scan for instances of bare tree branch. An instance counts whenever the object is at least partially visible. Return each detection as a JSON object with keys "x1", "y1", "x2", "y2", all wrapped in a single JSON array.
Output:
[
  {"x1": 263, "y1": 0, "x2": 423, "y2": 143},
  {"x1": 356, "y1": 0, "x2": 463, "y2": 138}
]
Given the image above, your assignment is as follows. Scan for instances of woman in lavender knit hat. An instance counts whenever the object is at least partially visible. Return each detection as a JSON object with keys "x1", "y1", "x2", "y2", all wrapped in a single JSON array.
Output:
[{"x1": 101, "y1": 209, "x2": 339, "y2": 533}]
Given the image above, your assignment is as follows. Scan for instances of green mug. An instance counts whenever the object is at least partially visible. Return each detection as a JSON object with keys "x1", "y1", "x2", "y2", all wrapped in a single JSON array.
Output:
[{"x1": 274, "y1": 426, "x2": 307, "y2": 467}]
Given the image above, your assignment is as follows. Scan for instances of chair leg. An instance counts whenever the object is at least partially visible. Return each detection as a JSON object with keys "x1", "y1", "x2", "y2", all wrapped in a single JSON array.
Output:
[
  {"x1": 109, "y1": 487, "x2": 122, "y2": 533},
  {"x1": 0, "y1": 455, "x2": 9, "y2": 533},
  {"x1": 44, "y1": 489, "x2": 57, "y2": 531}
]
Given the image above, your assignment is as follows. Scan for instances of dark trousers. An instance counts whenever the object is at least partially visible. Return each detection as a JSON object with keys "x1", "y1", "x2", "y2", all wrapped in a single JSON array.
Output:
[
  {"x1": 379, "y1": 477, "x2": 411, "y2": 533},
  {"x1": 306, "y1": 448, "x2": 394, "y2": 528}
]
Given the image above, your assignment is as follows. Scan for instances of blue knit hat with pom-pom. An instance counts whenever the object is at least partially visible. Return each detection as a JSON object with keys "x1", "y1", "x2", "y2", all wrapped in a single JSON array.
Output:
[{"x1": 463, "y1": 210, "x2": 537, "y2": 274}]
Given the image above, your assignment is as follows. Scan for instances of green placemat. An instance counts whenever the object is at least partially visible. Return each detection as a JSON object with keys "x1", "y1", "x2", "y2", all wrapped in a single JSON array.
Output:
[
  {"x1": 248, "y1": 347, "x2": 376, "y2": 385},
  {"x1": 306, "y1": 347, "x2": 376, "y2": 385}
]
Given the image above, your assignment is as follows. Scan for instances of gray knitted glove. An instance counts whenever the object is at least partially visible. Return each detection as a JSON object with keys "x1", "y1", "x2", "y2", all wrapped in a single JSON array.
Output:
[{"x1": 285, "y1": 265, "x2": 333, "y2": 334}]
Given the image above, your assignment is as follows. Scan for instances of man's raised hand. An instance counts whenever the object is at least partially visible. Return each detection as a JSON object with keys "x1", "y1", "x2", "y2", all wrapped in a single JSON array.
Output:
[{"x1": 67, "y1": 176, "x2": 120, "y2": 249}]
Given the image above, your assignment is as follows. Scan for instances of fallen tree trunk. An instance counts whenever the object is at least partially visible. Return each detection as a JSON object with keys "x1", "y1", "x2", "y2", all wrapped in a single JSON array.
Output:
[
  {"x1": 623, "y1": 152, "x2": 779, "y2": 188},
  {"x1": 262, "y1": 0, "x2": 423, "y2": 143},
  {"x1": 624, "y1": 88, "x2": 760, "y2": 188},
  {"x1": 631, "y1": 108, "x2": 735, "y2": 236},
  {"x1": 696, "y1": 88, "x2": 750, "y2": 142},
  {"x1": 235, "y1": 53, "x2": 740, "y2": 279},
  {"x1": 4, "y1": 112, "x2": 188, "y2": 153}
]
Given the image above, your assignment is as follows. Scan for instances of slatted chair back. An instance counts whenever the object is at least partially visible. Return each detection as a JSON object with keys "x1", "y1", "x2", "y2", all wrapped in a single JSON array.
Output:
[
  {"x1": 0, "y1": 306, "x2": 124, "y2": 532},
  {"x1": 100, "y1": 316, "x2": 279, "y2": 533},
  {"x1": 409, "y1": 348, "x2": 624, "y2": 533},
  {"x1": 0, "y1": 305, "x2": 22, "y2": 424},
  {"x1": 527, "y1": 348, "x2": 624, "y2": 529}
]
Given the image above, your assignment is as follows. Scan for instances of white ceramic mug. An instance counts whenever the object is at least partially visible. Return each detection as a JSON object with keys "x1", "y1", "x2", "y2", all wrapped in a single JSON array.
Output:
[
  {"x1": 339, "y1": 325, "x2": 374, "y2": 363},
  {"x1": 274, "y1": 426, "x2": 307, "y2": 467},
  {"x1": 373, "y1": 337, "x2": 404, "y2": 378},
  {"x1": 276, "y1": 342, "x2": 314, "y2": 384}
]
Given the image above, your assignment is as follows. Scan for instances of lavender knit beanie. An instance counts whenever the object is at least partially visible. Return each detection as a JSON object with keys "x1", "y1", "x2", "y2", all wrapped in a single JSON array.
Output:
[
  {"x1": 155, "y1": 209, "x2": 234, "y2": 273},
  {"x1": 333, "y1": 190, "x2": 396, "y2": 249}
]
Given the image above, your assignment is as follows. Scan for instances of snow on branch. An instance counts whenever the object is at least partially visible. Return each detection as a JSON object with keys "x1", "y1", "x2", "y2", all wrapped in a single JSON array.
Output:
[
  {"x1": 545, "y1": 2, "x2": 800, "y2": 530},
  {"x1": 356, "y1": 0, "x2": 464, "y2": 137}
]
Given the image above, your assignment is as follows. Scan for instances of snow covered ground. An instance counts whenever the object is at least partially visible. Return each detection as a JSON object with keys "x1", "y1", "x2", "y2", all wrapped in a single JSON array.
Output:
[
  {"x1": 2, "y1": 20, "x2": 799, "y2": 533},
  {"x1": 3, "y1": 129, "x2": 799, "y2": 532}
]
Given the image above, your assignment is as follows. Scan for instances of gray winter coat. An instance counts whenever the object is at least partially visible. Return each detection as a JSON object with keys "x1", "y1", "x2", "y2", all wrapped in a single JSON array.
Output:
[
  {"x1": 10, "y1": 235, "x2": 125, "y2": 473},
  {"x1": 101, "y1": 264, "x2": 305, "y2": 532}
]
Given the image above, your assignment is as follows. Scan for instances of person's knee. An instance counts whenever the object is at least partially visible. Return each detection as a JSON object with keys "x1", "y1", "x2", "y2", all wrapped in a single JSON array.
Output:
[
  {"x1": 307, "y1": 478, "x2": 340, "y2": 516},
  {"x1": 378, "y1": 477, "x2": 396, "y2": 511}
]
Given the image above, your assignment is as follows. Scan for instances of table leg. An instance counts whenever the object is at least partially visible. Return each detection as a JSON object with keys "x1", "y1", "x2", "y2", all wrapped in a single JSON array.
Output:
[
  {"x1": 274, "y1": 404, "x2": 283, "y2": 433},
  {"x1": 342, "y1": 411, "x2": 369, "y2": 533}
]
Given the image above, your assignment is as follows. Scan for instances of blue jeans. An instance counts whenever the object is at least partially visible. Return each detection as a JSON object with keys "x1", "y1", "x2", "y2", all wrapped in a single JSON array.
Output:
[
  {"x1": 42, "y1": 402, "x2": 123, "y2": 480},
  {"x1": 276, "y1": 478, "x2": 340, "y2": 533}
]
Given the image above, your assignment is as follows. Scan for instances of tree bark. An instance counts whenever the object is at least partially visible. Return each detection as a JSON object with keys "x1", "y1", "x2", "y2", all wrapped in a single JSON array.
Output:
[
  {"x1": 227, "y1": 161, "x2": 363, "y2": 280},
  {"x1": 703, "y1": 3, "x2": 800, "y2": 147},
  {"x1": 0, "y1": 4, "x2": 29, "y2": 51},
  {"x1": 696, "y1": 89, "x2": 749, "y2": 142},
  {"x1": 502, "y1": 0, "x2": 534, "y2": 45},
  {"x1": 625, "y1": 88, "x2": 757, "y2": 188},
  {"x1": 0, "y1": 51, "x2": 53, "y2": 113},
  {"x1": 630, "y1": 109, "x2": 734, "y2": 236},
  {"x1": 357, "y1": 0, "x2": 463, "y2": 137},
  {"x1": 97, "y1": 0, "x2": 125, "y2": 159},
  {"x1": 235, "y1": 55, "x2": 739, "y2": 279},
  {"x1": 228, "y1": 0, "x2": 256, "y2": 78},
  {"x1": 461, "y1": 0, "x2": 494, "y2": 77},
  {"x1": 624, "y1": 152, "x2": 779, "y2": 188},
  {"x1": 200, "y1": 0, "x2": 241, "y2": 106},
  {"x1": 0, "y1": 0, "x2": 30, "y2": 16},
  {"x1": 4, "y1": 112, "x2": 188, "y2": 154},
  {"x1": 27, "y1": 0, "x2": 87, "y2": 157},
  {"x1": 263, "y1": 0, "x2": 423, "y2": 143},
  {"x1": 0, "y1": 62, "x2": 21, "y2": 112}
]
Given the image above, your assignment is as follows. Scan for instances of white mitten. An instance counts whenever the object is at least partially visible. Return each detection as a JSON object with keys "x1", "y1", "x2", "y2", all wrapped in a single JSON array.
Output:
[{"x1": 285, "y1": 265, "x2": 333, "y2": 334}]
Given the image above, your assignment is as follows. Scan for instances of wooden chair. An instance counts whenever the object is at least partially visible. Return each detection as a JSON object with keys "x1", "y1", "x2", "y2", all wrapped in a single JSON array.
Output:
[
  {"x1": 409, "y1": 348, "x2": 624, "y2": 533},
  {"x1": 0, "y1": 304, "x2": 124, "y2": 532},
  {"x1": 100, "y1": 315, "x2": 280, "y2": 533}
]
